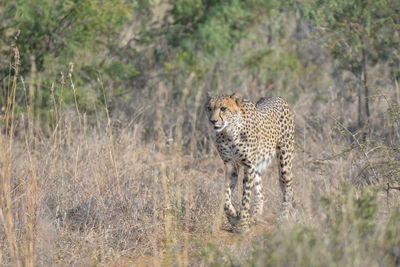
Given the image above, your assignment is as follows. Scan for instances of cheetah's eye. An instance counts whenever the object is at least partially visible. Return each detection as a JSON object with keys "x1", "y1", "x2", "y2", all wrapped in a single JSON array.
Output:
[
  {"x1": 220, "y1": 106, "x2": 227, "y2": 112},
  {"x1": 207, "y1": 107, "x2": 212, "y2": 111}
]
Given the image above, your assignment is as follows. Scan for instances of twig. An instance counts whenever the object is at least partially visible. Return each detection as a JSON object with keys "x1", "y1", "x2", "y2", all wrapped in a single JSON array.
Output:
[
  {"x1": 64, "y1": 169, "x2": 107, "y2": 210},
  {"x1": 69, "y1": 62, "x2": 82, "y2": 133},
  {"x1": 376, "y1": 89, "x2": 400, "y2": 140},
  {"x1": 386, "y1": 182, "x2": 400, "y2": 208},
  {"x1": 387, "y1": 183, "x2": 400, "y2": 191},
  {"x1": 97, "y1": 72, "x2": 123, "y2": 202},
  {"x1": 330, "y1": 116, "x2": 379, "y2": 183}
]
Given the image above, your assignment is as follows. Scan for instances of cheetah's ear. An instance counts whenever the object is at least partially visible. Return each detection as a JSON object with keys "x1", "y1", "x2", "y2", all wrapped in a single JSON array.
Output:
[
  {"x1": 206, "y1": 92, "x2": 213, "y2": 100},
  {"x1": 230, "y1": 92, "x2": 243, "y2": 105}
]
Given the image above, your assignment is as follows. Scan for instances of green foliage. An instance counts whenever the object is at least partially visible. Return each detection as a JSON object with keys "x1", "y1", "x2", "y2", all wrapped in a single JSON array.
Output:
[
  {"x1": 1, "y1": 0, "x2": 134, "y2": 74},
  {"x1": 169, "y1": 0, "x2": 246, "y2": 54},
  {"x1": 0, "y1": 0, "x2": 148, "y2": 121},
  {"x1": 291, "y1": 0, "x2": 400, "y2": 138},
  {"x1": 250, "y1": 186, "x2": 383, "y2": 266},
  {"x1": 167, "y1": 0, "x2": 278, "y2": 58},
  {"x1": 199, "y1": 185, "x2": 400, "y2": 266},
  {"x1": 299, "y1": 0, "x2": 400, "y2": 75},
  {"x1": 383, "y1": 211, "x2": 400, "y2": 266}
]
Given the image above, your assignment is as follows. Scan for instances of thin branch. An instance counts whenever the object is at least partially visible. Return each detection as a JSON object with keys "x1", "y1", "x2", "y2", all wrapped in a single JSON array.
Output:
[
  {"x1": 387, "y1": 183, "x2": 400, "y2": 191},
  {"x1": 330, "y1": 116, "x2": 379, "y2": 183}
]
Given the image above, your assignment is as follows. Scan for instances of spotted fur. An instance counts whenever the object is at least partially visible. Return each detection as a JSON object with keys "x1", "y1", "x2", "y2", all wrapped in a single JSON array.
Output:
[{"x1": 206, "y1": 92, "x2": 295, "y2": 232}]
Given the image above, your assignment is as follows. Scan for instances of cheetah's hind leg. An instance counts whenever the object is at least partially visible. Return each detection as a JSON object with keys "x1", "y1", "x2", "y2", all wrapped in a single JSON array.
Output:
[{"x1": 277, "y1": 144, "x2": 295, "y2": 219}]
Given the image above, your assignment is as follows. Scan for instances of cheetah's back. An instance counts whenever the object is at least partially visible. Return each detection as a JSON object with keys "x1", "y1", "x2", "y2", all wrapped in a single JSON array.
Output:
[{"x1": 255, "y1": 96, "x2": 289, "y2": 115}]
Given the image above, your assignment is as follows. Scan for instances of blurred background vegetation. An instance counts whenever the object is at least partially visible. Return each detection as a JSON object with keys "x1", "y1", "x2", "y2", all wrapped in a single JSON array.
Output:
[
  {"x1": 2, "y1": 0, "x2": 399, "y2": 176},
  {"x1": 1, "y1": 0, "x2": 400, "y2": 265},
  {"x1": 1, "y1": 0, "x2": 399, "y2": 135}
]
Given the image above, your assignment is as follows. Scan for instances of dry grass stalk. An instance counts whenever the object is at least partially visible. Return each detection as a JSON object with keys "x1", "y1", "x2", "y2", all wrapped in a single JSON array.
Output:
[{"x1": 0, "y1": 40, "x2": 399, "y2": 266}]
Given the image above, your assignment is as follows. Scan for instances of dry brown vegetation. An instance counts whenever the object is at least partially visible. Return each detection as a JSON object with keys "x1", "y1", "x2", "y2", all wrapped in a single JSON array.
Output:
[
  {"x1": 1, "y1": 44, "x2": 400, "y2": 266},
  {"x1": 1, "y1": 2, "x2": 400, "y2": 265}
]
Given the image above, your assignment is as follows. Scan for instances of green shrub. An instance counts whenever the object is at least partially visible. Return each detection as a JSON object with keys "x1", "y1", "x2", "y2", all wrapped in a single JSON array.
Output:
[{"x1": 199, "y1": 185, "x2": 400, "y2": 266}]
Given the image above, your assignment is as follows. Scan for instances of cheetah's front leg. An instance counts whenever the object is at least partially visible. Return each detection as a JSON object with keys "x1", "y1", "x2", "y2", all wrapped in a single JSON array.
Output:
[
  {"x1": 235, "y1": 166, "x2": 255, "y2": 232},
  {"x1": 224, "y1": 163, "x2": 239, "y2": 226},
  {"x1": 252, "y1": 170, "x2": 264, "y2": 220}
]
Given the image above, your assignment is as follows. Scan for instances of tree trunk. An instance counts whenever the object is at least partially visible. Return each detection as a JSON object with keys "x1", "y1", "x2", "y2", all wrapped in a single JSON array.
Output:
[
  {"x1": 361, "y1": 47, "x2": 370, "y2": 140},
  {"x1": 358, "y1": 80, "x2": 362, "y2": 130}
]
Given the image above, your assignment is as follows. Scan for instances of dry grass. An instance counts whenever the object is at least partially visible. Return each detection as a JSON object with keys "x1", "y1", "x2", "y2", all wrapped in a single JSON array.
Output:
[{"x1": 1, "y1": 46, "x2": 400, "y2": 266}]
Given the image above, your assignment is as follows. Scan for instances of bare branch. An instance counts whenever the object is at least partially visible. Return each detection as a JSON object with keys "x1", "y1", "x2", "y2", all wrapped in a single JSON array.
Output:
[{"x1": 330, "y1": 116, "x2": 379, "y2": 183}]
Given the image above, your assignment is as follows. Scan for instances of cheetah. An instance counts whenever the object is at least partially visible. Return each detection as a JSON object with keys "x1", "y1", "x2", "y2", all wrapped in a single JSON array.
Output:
[{"x1": 206, "y1": 92, "x2": 295, "y2": 232}]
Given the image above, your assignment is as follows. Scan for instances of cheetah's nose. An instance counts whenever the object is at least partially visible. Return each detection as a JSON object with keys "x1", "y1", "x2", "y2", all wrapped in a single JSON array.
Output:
[{"x1": 210, "y1": 119, "x2": 217, "y2": 125}]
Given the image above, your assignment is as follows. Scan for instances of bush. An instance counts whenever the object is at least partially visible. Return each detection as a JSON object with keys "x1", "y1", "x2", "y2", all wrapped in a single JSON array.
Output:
[{"x1": 199, "y1": 185, "x2": 400, "y2": 266}]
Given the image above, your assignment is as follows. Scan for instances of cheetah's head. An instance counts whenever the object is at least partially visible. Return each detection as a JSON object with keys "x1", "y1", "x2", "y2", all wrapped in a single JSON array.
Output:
[{"x1": 205, "y1": 92, "x2": 243, "y2": 133}]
